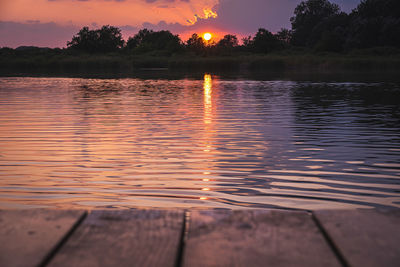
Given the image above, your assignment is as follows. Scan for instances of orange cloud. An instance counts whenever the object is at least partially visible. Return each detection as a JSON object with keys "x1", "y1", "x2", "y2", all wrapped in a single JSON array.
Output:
[
  {"x1": 187, "y1": 7, "x2": 218, "y2": 25},
  {"x1": 0, "y1": 0, "x2": 219, "y2": 27}
]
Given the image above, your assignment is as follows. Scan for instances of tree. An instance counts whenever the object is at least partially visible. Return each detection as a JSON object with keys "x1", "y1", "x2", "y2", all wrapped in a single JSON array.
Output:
[
  {"x1": 355, "y1": 0, "x2": 400, "y2": 18},
  {"x1": 67, "y1": 25, "x2": 124, "y2": 53},
  {"x1": 252, "y1": 28, "x2": 282, "y2": 53},
  {"x1": 312, "y1": 12, "x2": 349, "y2": 51},
  {"x1": 67, "y1": 27, "x2": 98, "y2": 53},
  {"x1": 216, "y1": 34, "x2": 239, "y2": 53},
  {"x1": 97, "y1": 26, "x2": 124, "y2": 53},
  {"x1": 241, "y1": 35, "x2": 253, "y2": 51},
  {"x1": 127, "y1": 29, "x2": 182, "y2": 53},
  {"x1": 126, "y1": 29, "x2": 151, "y2": 50},
  {"x1": 186, "y1": 33, "x2": 206, "y2": 54},
  {"x1": 346, "y1": 0, "x2": 400, "y2": 49},
  {"x1": 290, "y1": 0, "x2": 341, "y2": 46},
  {"x1": 276, "y1": 28, "x2": 293, "y2": 45}
]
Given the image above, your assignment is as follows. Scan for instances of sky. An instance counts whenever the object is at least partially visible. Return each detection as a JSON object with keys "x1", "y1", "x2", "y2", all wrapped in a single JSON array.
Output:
[{"x1": 0, "y1": 0, "x2": 361, "y2": 48}]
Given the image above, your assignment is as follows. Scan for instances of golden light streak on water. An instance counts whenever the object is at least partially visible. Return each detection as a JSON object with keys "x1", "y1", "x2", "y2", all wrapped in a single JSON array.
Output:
[{"x1": 203, "y1": 74, "x2": 212, "y2": 125}]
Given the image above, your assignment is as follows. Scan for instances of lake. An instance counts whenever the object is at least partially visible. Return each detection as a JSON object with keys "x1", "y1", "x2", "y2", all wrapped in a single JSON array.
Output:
[{"x1": 0, "y1": 73, "x2": 399, "y2": 210}]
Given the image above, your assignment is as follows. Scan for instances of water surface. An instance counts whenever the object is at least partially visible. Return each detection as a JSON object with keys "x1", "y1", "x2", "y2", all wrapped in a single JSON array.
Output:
[{"x1": 0, "y1": 75, "x2": 399, "y2": 210}]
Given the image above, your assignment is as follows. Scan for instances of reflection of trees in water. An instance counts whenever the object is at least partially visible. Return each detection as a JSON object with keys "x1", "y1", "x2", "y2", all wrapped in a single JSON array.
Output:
[
  {"x1": 289, "y1": 82, "x2": 400, "y2": 173},
  {"x1": 291, "y1": 83, "x2": 400, "y2": 128},
  {"x1": 75, "y1": 80, "x2": 123, "y2": 100}
]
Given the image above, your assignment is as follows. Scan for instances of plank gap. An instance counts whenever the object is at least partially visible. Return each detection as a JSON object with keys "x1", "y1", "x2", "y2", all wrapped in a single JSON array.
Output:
[
  {"x1": 175, "y1": 210, "x2": 190, "y2": 267},
  {"x1": 39, "y1": 211, "x2": 88, "y2": 267},
  {"x1": 311, "y1": 212, "x2": 349, "y2": 267}
]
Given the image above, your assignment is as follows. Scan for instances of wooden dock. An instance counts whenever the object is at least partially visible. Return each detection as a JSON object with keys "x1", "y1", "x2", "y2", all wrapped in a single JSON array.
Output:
[{"x1": 0, "y1": 209, "x2": 399, "y2": 267}]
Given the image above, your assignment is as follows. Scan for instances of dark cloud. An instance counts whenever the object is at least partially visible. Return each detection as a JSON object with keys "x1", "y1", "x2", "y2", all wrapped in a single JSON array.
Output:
[{"x1": 119, "y1": 24, "x2": 139, "y2": 38}]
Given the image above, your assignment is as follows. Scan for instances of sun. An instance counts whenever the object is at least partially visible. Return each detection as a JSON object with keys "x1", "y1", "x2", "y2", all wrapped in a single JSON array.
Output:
[{"x1": 203, "y1": 32, "x2": 212, "y2": 41}]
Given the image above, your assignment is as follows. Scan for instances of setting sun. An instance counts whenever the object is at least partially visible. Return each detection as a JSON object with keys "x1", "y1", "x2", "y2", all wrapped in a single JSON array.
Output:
[{"x1": 203, "y1": 32, "x2": 212, "y2": 41}]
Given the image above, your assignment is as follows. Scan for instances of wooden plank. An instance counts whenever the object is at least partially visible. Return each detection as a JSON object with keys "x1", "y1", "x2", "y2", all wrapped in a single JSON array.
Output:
[
  {"x1": 314, "y1": 209, "x2": 400, "y2": 267},
  {"x1": 48, "y1": 209, "x2": 184, "y2": 267},
  {"x1": 183, "y1": 210, "x2": 340, "y2": 267},
  {"x1": 0, "y1": 209, "x2": 85, "y2": 267}
]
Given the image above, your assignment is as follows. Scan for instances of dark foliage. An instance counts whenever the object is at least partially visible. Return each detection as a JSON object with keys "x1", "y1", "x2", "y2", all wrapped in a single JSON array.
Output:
[
  {"x1": 251, "y1": 28, "x2": 283, "y2": 53},
  {"x1": 276, "y1": 29, "x2": 293, "y2": 45},
  {"x1": 290, "y1": 0, "x2": 341, "y2": 47},
  {"x1": 186, "y1": 33, "x2": 206, "y2": 55},
  {"x1": 313, "y1": 12, "x2": 349, "y2": 52},
  {"x1": 126, "y1": 29, "x2": 182, "y2": 54},
  {"x1": 67, "y1": 25, "x2": 124, "y2": 53},
  {"x1": 215, "y1": 34, "x2": 239, "y2": 54},
  {"x1": 290, "y1": 0, "x2": 400, "y2": 51},
  {"x1": 217, "y1": 35, "x2": 239, "y2": 49},
  {"x1": 346, "y1": 0, "x2": 400, "y2": 49}
]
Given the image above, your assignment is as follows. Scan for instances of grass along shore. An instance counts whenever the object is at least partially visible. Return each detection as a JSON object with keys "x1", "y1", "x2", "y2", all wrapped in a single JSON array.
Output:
[{"x1": 1, "y1": 51, "x2": 400, "y2": 72}]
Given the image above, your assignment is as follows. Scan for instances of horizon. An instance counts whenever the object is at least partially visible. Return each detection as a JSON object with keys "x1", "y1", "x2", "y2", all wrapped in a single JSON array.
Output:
[{"x1": 0, "y1": 0, "x2": 360, "y2": 48}]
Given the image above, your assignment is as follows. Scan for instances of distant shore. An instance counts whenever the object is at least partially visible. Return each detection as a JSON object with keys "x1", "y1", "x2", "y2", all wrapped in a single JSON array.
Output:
[{"x1": 1, "y1": 50, "x2": 400, "y2": 73}]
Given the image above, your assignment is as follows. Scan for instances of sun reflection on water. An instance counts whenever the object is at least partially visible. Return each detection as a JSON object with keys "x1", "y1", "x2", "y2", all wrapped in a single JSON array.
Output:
[
  {"x1": 203, "y1": 74, "x2": 212, "y2": 125},
  {"x1": 201, "y1": 74, "x2": 215, "y2": 201}
]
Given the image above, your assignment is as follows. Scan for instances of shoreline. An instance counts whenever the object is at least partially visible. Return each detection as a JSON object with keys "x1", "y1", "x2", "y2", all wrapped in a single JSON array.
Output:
[{"x1": 2, "y1": 53, "x2": 400, "y2": 73}]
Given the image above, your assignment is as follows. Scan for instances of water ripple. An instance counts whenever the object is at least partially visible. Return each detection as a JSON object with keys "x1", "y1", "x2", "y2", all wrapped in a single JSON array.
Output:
[{"x1": 0, "y1": 76, "x2": 399, "y2": 210}]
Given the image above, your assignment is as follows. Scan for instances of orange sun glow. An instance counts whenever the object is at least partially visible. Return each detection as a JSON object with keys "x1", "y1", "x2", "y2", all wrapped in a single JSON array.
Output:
[{"x1": 203, "y1": 32, "x2": 212, "y2": 41}]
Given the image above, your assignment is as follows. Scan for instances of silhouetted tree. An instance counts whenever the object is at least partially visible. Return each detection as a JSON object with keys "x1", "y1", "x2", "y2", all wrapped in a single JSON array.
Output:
[
  {"x1": 252, "y1": 28, "x2": 283, "y2": 53},
  {"x1": 67, "y1": 25, "x2": 124, "y2": 53},
  {"x1": 127, "y1": 29, "x2": 182, "y2": 53},
  {"x1": 290, "y1": 0, "x2": 341, "y2": 47},
  {"x1": 97, "y1": 26, "x2": 124, "y2": 52},
  {"x1": 67, "y1": 27, "x2": 97, "y2": 53},
  {"x1": 186, "y1": 34, "x2": 206, "y2": 54},
  {"x1": 346, "y1": 0, "x2": 400, "y2": 49},
  {"x1": 240, "y1": 36, "x2": 253, "y2": 52},
  {"x1": 127, "y1": 29, "x2": 151, "y2": 50},
  {"x1": 276, "y1": 28, "x2": 293, "y2": 45},
  {"x1": 216, "y1": 34, "x2": 239, "y2": 54},
  {"x1": 312, "y1": 12, "x2": 349, "y2": 52}
]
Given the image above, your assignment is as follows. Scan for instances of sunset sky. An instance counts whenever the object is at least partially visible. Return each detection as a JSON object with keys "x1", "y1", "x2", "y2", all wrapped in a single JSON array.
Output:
[{"x1": 0, "y1": 0, "x2": 360, "y2": 48}]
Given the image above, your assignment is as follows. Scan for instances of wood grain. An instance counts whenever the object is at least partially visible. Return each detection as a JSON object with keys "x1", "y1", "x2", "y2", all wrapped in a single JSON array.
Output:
[
  {"x1": 0, "y1": 209, "x2": 85, "y2": 267},
  {"x1": 48, "y1": 209, "x2": 184, "y2": 267},
  {"x1": 183, "y1": 210, "x2": 340, "y2": 267},
  {"x1": 315, "y1": 209, "x2": 400, "y2": 267}
]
